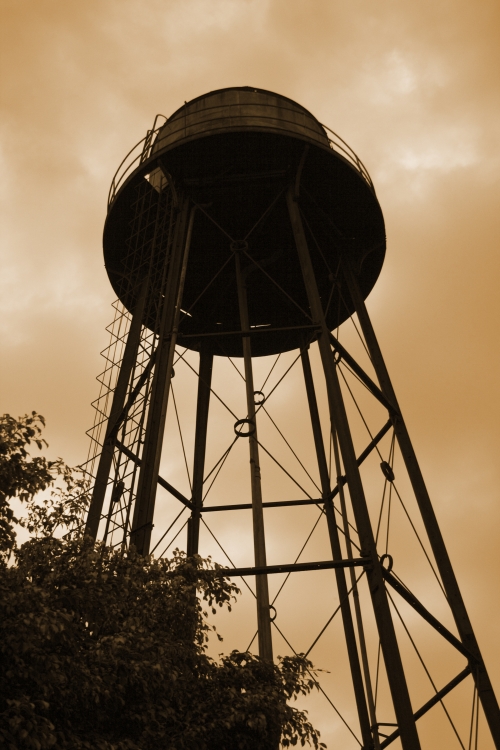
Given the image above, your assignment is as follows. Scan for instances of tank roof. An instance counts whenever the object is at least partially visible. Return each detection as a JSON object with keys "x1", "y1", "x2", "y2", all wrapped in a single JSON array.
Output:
[
  {"x1": 166, "y1": 86, "x2": 324, "y2": 124},
  {"x1": 151, "y1": 86, "x2": 331, "y2": 158}
]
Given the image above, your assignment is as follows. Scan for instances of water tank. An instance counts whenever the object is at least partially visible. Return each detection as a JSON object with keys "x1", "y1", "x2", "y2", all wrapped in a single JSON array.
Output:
[{"x1": 104, "y1": 87, "x2": 385, "y2": 356}]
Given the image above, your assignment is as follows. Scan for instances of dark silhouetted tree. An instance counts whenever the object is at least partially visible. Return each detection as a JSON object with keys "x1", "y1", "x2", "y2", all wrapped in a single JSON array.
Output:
[{"x1": 0, "y1": 413, "x2": 325, "y2": 749}]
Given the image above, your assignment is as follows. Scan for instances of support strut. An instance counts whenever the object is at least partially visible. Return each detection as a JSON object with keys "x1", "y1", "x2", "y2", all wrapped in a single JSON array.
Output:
[
  {"x1": 342, "y1": 260, "x2": 500, "y2": 747},
  {"x1": 301, "y1": 344, "x2": 374, "y2": 749},
  {"x1": 234, "y1": 245, "x2": 273, "y2": 662},
  {"x1": 187, "y1": 346, "x2": 213, "y2": 556},
  {"x1": 131, "y1": 198, "x2": 194, "y2": 554},
  {"x1": 287, "y1": 186, "x2": 421, "y2": 750}
]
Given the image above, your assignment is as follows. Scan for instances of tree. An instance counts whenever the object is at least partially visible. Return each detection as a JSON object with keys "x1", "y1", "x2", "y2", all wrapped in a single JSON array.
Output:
[
  {"x1": 0, "y1": 412, "x2": 87, "y2": 555},
  {"x1": 0, "y1": 414, "x2": 325, "y2": 749}
]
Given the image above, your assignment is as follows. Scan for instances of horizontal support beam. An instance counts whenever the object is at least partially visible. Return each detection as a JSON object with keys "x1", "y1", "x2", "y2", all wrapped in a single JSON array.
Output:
[
  {"x1": 115, "y1": 440, "x2": 193, "y2": 510},
  {"x1": 114, "y1": 392, "x2": 390, "y2": 520},
  {"x1": 202, "y1": 497, "x2": 322, "y2": 512},
  {"x1": 380, "y1": 666, "x2": 472, "y2": 748},
  {"x1": 383, "y1": 569, "x2": 475, "y2": 661},
  {"x1": 214, "y1": 558, "x2": 369, "y2": 577},
  {"x1": 178, "y1": 324, "x2": 320, "y2": 340},
  {"x1": 202, "y1": 419, "x2": 393, "y2": 513}
]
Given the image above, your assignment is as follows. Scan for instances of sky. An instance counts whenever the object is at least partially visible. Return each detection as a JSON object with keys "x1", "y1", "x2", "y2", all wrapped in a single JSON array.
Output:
[{"x1": 1, "y1": 1, "x2": 500, "y2": 747}]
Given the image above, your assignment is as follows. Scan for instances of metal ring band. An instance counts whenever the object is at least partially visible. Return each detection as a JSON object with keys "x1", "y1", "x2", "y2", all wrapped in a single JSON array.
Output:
[
  {"x1": 234, "y1": 418, "x2": 256, "y2": 437},
  {"x1": 380, "y1": 553, "x2": 394, "y2": 573}
]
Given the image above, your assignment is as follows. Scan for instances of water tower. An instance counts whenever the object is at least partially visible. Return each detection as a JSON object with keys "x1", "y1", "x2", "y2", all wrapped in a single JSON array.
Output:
[{"x1": 84, "y1": 88, "x2": 499, "y2": 749}]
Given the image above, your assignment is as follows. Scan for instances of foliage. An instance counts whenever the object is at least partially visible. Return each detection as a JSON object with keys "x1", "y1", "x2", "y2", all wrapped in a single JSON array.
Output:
[
  {"x1": 0, "y1": 413, "x2": 88, "y2": 555},
  {"x1": 0, "y1": 414, "x2": 325, "y2": 749}
]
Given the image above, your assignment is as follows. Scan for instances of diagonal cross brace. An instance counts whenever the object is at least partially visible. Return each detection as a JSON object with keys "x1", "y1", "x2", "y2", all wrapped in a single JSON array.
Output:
[
  {"x1": 108, "y1": 349, "x2": 158, "y2": 440},
  {"x1": 116, "y1": 440, "x2": 193, "y2": 510},
  {"x1": 380, "y1": 666, "x2": 472, "y2": 748},
  {"x1": 382, "y1": 569, "x2": 476, "y2": 662},
  {"x1": 329, "y1": 332, "x2": 399, "y2": 415}
]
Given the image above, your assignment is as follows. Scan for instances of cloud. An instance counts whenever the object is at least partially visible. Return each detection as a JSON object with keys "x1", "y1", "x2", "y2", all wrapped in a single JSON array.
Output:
[{"x1": 2, "y1": 0, "x2": 500, "y2": 744}]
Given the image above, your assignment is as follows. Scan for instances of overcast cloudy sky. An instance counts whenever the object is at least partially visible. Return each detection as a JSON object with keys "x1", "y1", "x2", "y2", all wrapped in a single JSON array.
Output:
[{"x1": 1, "y1": 0, "x2": 499, "y2": 746}]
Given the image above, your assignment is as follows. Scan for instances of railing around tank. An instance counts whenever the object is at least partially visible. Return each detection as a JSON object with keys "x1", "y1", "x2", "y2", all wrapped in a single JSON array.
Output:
[
  {"x1": 107, "y1": 114, "x2": 168, "y2": 208},
  {"x1": 107, "y1": 112, "x2": 374, "y2": 209},
  {"x1": 321, "y1": 123, "x2": 374, "y2": 191}
]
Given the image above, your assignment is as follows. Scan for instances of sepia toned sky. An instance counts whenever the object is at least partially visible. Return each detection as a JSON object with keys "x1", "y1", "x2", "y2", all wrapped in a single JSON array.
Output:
[{"x1": 1, "y1": 0, "x2": 500, "y2": 746}]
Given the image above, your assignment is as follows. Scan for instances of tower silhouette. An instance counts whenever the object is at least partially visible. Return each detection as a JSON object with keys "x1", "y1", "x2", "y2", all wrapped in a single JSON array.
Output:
[{"x1": 84, "y1": 87, "x2": 499, "y2": 749}]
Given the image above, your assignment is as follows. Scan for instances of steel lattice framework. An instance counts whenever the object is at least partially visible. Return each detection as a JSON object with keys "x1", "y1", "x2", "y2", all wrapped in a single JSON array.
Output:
[{"x1": 82, "y1": 88, "x2": 500, "y2": 750}]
